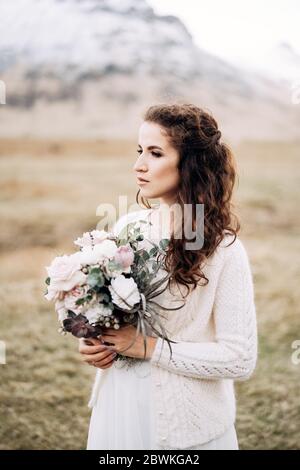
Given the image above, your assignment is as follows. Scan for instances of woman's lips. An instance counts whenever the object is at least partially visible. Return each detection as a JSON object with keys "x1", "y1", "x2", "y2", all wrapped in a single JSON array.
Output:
[{"x1": 137, "y1": 178, "x2": 150, "y2": 184}]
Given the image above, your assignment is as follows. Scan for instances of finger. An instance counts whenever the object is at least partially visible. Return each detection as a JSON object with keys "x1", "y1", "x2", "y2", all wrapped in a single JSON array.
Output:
[
  {"x1": 95, "y1": 358, "x2": 115, "y2": 369},
  {"x1": 79, "y1": 344, "x2": 110, "y2": 355},
  {"x1": 101, "y1": 332, "x2": 116, "y2": 342},
  {"x1": 100, "y1": 335, "x2": 116, "y2": 342},
  {"x1": 94, "y1": 352, "x2": 117, "y2": 368},
  {"x1": 82, "y1": 338, "x2": 95, "y2": 346},
  {"x1": 92, "y1": 356, "x2": 115, "y2": 369},
  {"x1": 81, "y1": 337, "x2": 101, "y2": 348},
  {"x1": 102, "y1": 328, "x2": 118, "y2": 335},
  {"x1": 82, "y1": 349, "x2": 115, "y2": 364},
  {"x1": 79, "y1": 343, "x2": 107, "y2": 354},
  {"x1": 100, "y1": 337, "x2": 115, "y2": 346},
  {"x1": 87, "y1": 337, "x2": 102, "y2": 345}
]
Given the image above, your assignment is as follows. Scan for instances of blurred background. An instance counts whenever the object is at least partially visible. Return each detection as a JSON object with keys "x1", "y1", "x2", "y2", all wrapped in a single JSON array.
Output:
[{"x1": 0, "y1": 0, "x2": 299, "y2": 450}]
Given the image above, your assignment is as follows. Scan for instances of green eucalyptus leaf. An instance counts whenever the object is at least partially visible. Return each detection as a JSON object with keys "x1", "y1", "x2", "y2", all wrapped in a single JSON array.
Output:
[
  {"x1": 107, "y1": 260, "x2": 122, "y2": 271},
  {"x1": 140, "y1": 250, "x2": 150, "y2": 261},
  {"x1": 101, "y1": 293, "x2": 110, "y2": 303},
  {"x1": 159, "y1": 239, "x2": 170, "y2": 250},
  {"x1": 89, "y1": 267, "x2": 101, "y2": 275},
  {"x1": 87, "y1": 269, "x2": 104, "y2": 288},
  {"x1": 149, "y1": 247, "x2": 158, "y2": 257}
]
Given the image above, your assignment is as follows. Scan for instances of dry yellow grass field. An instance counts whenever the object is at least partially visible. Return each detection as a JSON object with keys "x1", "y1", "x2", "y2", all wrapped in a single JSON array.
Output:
[{"x1": 0, "y1": 139, "x2": 299, "y2": 449}]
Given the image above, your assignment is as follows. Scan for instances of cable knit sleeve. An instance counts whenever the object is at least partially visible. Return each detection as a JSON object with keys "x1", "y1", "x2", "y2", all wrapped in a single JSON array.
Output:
[{"x1": 150, "y1": 237, "x2": 258, "y2": 381}]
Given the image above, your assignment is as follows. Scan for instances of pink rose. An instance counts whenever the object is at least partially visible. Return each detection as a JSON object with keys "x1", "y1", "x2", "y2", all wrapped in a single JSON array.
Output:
[
  {"x1": 45, "y1": 253, "x2": 86, "y2": 296},
  {"x1": 114, "y1": 245, "x2": 134, "y2": 271},
  {"x1": 63, "y1": 285, "x2": 89, "y2": 315}
]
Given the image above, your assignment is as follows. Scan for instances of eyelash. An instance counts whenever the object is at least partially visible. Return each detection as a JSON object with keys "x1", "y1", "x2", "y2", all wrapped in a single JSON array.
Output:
[{"x1": 136, "y1": 149, "x2": 162, "y2": 158}]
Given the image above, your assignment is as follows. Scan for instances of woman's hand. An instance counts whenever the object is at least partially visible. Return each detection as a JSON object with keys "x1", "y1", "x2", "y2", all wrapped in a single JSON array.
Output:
[
  {"x1": 99, "y1": 324, "x2": 157, "y2": 360},
  {"x1": 78, "y1": 337, "x2": 117, "y2": 369}
]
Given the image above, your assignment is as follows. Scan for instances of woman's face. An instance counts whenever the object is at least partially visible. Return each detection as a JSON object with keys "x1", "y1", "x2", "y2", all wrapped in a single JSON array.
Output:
[{"x1": 133, "y1": 121, "x2": 180, "y2": 206}]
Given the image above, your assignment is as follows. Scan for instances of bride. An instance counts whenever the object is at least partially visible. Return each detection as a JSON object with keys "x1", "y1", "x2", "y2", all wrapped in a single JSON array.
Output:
[{"x1": 78, "y1": 103, "x2": 258, "y2": 450}]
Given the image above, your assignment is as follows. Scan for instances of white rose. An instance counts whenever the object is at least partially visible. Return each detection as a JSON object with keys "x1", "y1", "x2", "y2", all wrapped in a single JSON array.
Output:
[
  {"x1": 45, "y1": 284, "x2": 60, "y2": 301},
  {"x1": 74, "y1": 230, "x2": 109, "y2": 248},
  {"x1": 96, "y1": 239, "x2": 118, "y2": 259},
  {"x1": 108, "y1": 275, "x2": 140, "y2": 310},
  {"x1": 78, "y1": 240, "x2": 118, "y2": 266},
  {"x1": 90, "y1": 230, "x2": 110, "y2": 244},
  {"x1": 77, "y1": 246, "x2": 99, "y2": 266}
]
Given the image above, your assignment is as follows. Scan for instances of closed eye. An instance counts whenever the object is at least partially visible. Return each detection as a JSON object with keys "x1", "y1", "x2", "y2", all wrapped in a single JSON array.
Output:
[{"x1": 136, "y1": 149, "x2": 162, "y2": 158}]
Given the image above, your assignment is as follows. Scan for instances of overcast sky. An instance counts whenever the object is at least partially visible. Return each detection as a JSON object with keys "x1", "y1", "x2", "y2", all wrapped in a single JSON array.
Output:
[{"x1": 148, "y1": 0, "x2": 300, "y2": 69}]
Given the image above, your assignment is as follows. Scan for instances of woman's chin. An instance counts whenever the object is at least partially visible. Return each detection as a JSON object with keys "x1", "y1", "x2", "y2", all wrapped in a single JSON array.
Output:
[{"x1": 139, "y1": 186, "x2": 152, "y2": 195}]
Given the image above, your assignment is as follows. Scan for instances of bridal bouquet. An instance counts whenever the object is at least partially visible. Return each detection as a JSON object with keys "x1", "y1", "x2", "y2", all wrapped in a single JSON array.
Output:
[{"x1": 44, "y1": 217, "x2": 185, "y2": 362}]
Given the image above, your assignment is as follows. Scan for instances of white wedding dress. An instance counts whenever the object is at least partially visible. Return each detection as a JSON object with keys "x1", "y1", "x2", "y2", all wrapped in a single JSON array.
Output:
[
  {"x1": 86, "y1": 356, "x2": 239, "y2": 450},
  {"x1": 87, "y1": 351, "x2": 156, "y2": 450},
  {"x1": 86, "y1": 208, "x2": 239, "y2": 450}
]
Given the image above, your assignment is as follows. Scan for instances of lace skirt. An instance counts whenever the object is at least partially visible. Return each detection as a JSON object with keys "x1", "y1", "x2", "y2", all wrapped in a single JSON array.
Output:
[{"x1": 86, "y1": 357, "x2": 239, "y2": 450}]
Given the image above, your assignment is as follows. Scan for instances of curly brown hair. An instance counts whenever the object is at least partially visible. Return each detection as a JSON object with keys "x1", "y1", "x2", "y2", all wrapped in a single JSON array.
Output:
[{"x1": 136, "y1": 103, "x2": 240, "y2": 299}]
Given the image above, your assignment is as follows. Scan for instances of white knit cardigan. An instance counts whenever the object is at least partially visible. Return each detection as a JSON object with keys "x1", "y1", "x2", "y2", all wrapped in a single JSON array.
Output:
[{"x1": 88, "y1": 209, "x2": 258, "y2": 449}]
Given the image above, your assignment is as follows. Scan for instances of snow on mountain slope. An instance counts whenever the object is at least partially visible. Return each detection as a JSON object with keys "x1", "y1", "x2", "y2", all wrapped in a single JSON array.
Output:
[{"x1": 0, "y1": 0, "x2": 299, "y2": 141}]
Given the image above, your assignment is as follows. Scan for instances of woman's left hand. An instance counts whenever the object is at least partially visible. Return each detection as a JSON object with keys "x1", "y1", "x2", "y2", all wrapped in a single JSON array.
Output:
[{"x1": 99, "y1": 324, "x2": 157, "y2": 360}]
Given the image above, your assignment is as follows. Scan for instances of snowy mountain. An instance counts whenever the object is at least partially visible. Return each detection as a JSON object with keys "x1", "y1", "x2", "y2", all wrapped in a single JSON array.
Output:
[
  {"x1": 0, "y1": 0, "x2": 208, "y2": 79},
  {"x1": 0, "y1": 0, "x2": 299, "y2": 141}
]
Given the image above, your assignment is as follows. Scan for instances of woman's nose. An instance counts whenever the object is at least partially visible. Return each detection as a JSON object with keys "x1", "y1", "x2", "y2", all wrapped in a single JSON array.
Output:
[{"x1": 133, "y1": 158, "x2": 147, "y2": 172}]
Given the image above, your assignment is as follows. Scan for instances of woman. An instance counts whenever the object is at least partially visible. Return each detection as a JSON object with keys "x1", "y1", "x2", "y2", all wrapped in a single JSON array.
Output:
[{"x1": 79, "y1": 103, "x2": 258, "y2": 450}]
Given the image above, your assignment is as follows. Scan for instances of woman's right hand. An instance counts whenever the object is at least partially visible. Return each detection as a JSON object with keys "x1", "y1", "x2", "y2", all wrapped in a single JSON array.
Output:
[{"x1": 78, "y1": 337, "x2": 117, "y2": 369}]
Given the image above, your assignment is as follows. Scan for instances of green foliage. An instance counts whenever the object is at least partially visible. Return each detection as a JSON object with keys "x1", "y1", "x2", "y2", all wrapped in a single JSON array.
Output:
[
  {"x1": 87, "y1": 267, "x2": 104, "y2": 288},
  {"x1": 159, "y1": 239, "x2": 169, "y2": 250}
]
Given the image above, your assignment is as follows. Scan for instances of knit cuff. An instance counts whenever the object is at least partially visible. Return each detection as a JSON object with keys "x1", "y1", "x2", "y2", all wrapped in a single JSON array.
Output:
[{"x1": 150, "y1": 335, "x2": 174, "y2": 367}]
